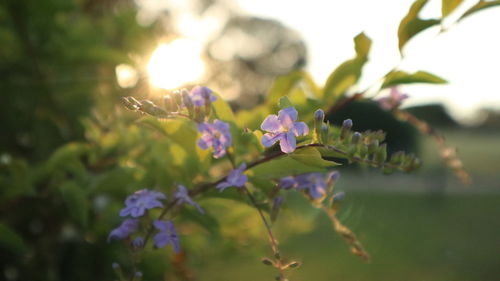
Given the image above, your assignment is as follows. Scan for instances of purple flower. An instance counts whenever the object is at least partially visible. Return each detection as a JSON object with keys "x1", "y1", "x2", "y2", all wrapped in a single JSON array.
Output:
[
  {"x1": 279, "y1": 171, "x2": 340, "y2": 200},
  {"x1": 153, "y1": 220, "x2": 180, "y2": 253},
  {"x1": 216, "y1": 163, "x2": 247, "y2": 192},
  {"x1": 377, "y1": 87, "x2": 408, "y2": 110},
  {"x1": 189, "y1": 86, "x2": 217, "y2": 107},
  {"x1": 119, "y1": 189, "x2": 167, "y2": 218},
  {"x1": 261, "y1": 107, "x2": 309, "y2": 153},
  {"x1": 108, "y1": 219, "x2": 139, "y2": 242},
  {"x1": 197, "y1": 120, "x2": 232, "y2": 159},
  {"x1": 174, "y1": 185, "x2": 204, "y2": 214},
  {"x1": 132, "y1": 236, "x2": 144, "y2": 249}
]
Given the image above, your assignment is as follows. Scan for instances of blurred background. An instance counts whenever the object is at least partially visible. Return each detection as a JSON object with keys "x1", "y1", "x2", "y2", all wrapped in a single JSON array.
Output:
[{"x1": 0, "y1": 0, "x2": 499, "y2": 280}]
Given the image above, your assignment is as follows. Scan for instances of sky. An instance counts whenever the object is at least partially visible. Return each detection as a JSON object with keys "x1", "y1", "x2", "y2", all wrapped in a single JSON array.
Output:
[
  {"x1": 235, "y1": 0, "x2": 500, "y2": 124},
  {"x1": 133, "y1": 0, "x2": 500, "y2": 124}
]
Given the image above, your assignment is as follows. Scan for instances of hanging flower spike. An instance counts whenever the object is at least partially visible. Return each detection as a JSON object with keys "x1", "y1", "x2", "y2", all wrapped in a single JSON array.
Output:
[
  {"x1": 377, "y1": 87, "x2": 409, "y2": 110},
  {"x1": 261, "y1": 107, "x2": 309, "y2": 153},
  {"x1": 119, "y1": 189, "x2": 167, "y2": 218},
  {"x1": 153, "y1": 220, "x2": 180, "y2": 253},
  {"x1": 189, "y1": 86, "x2": 217, "y2": 107},
  {"x1": 216, "y1": 163, "x2": 247, "y2": 192},
  {"x1": 174, "y1": 185, "x2": 204, "y2": 214},
  {"x1": 197, "y1": 120, "x2": 232, "y2": 159},
  {"x1": 279, "y1": 171, "x2": 340, "y2": 202},
  {"x1": 107, "y1": 219, "x2": 139, "y2": 242}
]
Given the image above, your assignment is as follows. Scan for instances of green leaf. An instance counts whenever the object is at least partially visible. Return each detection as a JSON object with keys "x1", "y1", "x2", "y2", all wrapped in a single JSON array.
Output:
[
  {"x1": 180, "y1": 208, "x2": 221, "y2": 239},
  {"x1": 398, "y1": 0, "x2": 441, "y2": 52},
  {"x1": 458, "y1": 0, "x2": 500, "y2": 21},
  {"x1": 382, "y1": 70, "x2": 448, "y2": 88},
  {"x1": 212, "y1": 92, "x2": 235, "y2": 122},
  {"x1": 442, "y1": 0, "x2": 464, "y2": 17},
  {"x1": 0, "y1": 223, "x2": 27, "y2": 254},
  {"x1": 290, "y1": 147, "x2": 340, "y2": 167},
  {"x1": 278, "y1": 96, "x2": 293, "y2": 109},
  {"x1": 267, "y1": 70, "x2": 306, "y2": 105},
  {"x1": 59, "y1": 181, "x2": 89, "y2": 227},
  {"x1": 323, "y1": 33, "x2": 372, "y2": 104},
  {"x1": 249, "y1": 154, "x2": 327, "y2": 179}
]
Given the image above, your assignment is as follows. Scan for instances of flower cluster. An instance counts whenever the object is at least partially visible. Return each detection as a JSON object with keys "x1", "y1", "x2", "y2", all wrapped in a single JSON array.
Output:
[
  {"x1": 197, "y1": 119, "x2": 232, "y2": 158},
  {"x1": 261, "y1": 107, "x2": 309, "y2": 153},
  {"x1": 280, "y1": 171, "x2": 340, "y2": 203},
  {"x1": 377, "y1": 87, "x2": 408, "y2": 110},
  {"x1": 216, "y1": 163, "x2": 247, "y2": 192}
]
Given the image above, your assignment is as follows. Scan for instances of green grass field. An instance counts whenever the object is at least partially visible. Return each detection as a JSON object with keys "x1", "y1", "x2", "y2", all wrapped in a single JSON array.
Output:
[{"x1": 197, "y1": 192, "x2": 500, "y2": 281}]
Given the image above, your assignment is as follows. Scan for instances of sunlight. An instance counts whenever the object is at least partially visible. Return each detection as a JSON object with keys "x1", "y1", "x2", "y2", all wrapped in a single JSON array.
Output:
[{"x1": 147, "y1": 38, "x2": 205, "y2": 90}]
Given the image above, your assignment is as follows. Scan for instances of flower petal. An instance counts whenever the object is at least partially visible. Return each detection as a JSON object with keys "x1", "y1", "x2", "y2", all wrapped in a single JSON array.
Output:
[
  {"x1": 291, "y1": 122, "x2": 309, "y2": 137},
  {"x1": 279, "y1": 131, "x2": 296, "y2": 153},
  {"x1": 260, "y1": 115, "x2": 281, "y2": 133},
  {"x1": 278, "y1": 107, "x2": 298, "y2": 128},
  {"x1": 261, "y1": 132, "x2": 282, "y2": 147}
]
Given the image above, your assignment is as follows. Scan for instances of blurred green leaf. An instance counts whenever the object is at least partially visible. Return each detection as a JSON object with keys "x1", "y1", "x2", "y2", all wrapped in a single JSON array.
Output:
[
  {"x1": 267, "y1": 70, "x2": 306, "y2": 105},
  {"x1": 0, "y1": 223, "x2": 27, "y2": 254},
  {"x1": 382, "y1": 70, "x2": 448, "y2": 88},
  {"x1": 212, "y1": 92, "x2": 236, "y2": 122},
  {"x1": 180, "y1": 207, "x2": 221, "y2": 239},
  {"x1": 290, "y1": 147, "x2": 340, "y2": 167},
  {"x1": 278, "y1": 96, "x2": 293, "y2": 109},
  {"x1": 59, "y1": 181, "x2": 89, "y2": 227},
  {"x1": 249, "y1": 154, "x2": 327, "y2": 179},
  {"x1": 323, "y1": 33, "x2": 371, "y2": 104},
  {"x1": 458, "y1": 0, "x2": 500, "y2": 21},
  {"x1": 442, "y1": 0, "x2": 464, "y2": 17},
  {"x1": 398, "y1": 0, "x2": 441, "y2": 52}
]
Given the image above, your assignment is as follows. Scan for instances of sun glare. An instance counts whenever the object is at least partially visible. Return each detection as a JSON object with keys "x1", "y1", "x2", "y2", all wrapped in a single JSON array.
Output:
[{"x1": 147, "y1": 38, "x2": 205, "y2": 90}]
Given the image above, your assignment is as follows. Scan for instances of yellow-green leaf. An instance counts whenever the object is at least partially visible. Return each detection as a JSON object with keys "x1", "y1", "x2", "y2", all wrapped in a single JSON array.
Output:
[
  {"x1": 398, "y1": 0, "x2": 441, "y2": 52},
  {"x1": 442, "y1": 0, "x2": 464, "y2": 17},
  {"x1": 323, "y1": 33, "x2": 372, "y2": 104},
  {"x1": 382, "y1": 70, "x2": 448, "y2": 88},
  {"x1": 290, "y1": 147, "x2": 340, "y2": 167},
  {"x1": 459, "y1": 0, "x2": 500, "y2": 21}
]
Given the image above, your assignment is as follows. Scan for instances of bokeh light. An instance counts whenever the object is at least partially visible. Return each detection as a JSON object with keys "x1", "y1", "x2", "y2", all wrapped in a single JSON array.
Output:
[{"x1": 147, "y1": 38, "x2": 205, "y2": 90}]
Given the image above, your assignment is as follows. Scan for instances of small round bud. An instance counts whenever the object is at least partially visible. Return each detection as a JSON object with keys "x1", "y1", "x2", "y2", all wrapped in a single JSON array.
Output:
[
  {"x1": 314, "y1": 109, "x2": 325, "y2": 122},
  {"x1": 351, "y1": 132, "x2": 362, "y2": 145},
  {"x1": 112, "y1": 262, "x2": 120, "y2": 270},
  {"x1": 342, "y1": 119, "x2": 353, "y2": 130}
]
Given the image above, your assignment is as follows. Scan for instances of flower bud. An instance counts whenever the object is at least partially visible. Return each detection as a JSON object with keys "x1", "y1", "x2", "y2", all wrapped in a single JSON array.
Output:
[
  {"x1": 112, "y1": 262, "x2": 125, "y2": 281},
  {"x1": 121, "y1": 97, "x2": 138, "y2": 111},
  {"x1": 313, "y1": 109, "x2": 325, "y2": 142},
  {"x1": 271, "y1": 196, "x2": 284, "y2": 222},
  {"x1": 368, "y1": 139, "x2": 379, "y2": 155},
  {"x1": 181, "y1": 90, "x2": 194, "y2": 118},
  {"x1": 134, "y1": 271, "x2": 143, "y2": 281},
  {"x1": 320, "y1": 123, "x2": 330, "y2": 144},
  {"x1": 140, "y1": 100, "x2": 167, "y2": 117},
  {"x1": 332, "y1": 191, "x2": 345, "y2": 202},
  {"x1": 341, "y1": 119, "x2": 353, "y2": 140},
  {"x1": 285, "y1": 261, "x2": 301, "y2": 269},
  {"x1": 351, "y1": 132, "x2": 362, "y2": 145},
  {"x1": 314, "y1": 109, "x2": 325, "y2": 122},
  {"x1": 376, "y1": 143, "x2": 387, "y2": 164},
  {"x1": 163, "y1": 95, "x2": 178, "y2": 113},
  {"x1": 172, "y1": 90, "x2": 183, "y2": 107}
]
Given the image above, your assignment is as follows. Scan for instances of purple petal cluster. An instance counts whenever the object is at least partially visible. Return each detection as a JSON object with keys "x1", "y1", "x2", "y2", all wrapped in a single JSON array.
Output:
[
  {"x1": 279, "y1": 171, "x2": 340, "y2": 200},
  {"x1": 107, "y1": 219, "x2": 139, "y2": 242},
  {"x1": 216, "y1": 163, "x2": 247, "y2": 192},
  {"x1": 188, "y1": 86, "x2": 217, "y2": 107},
  {"x1": 153, "y1": 220, "x2": 180, "y2": 253},
  {"x1": 119, "y1": 189, "x2": 167, "y2": 218},
  {"x1": 174, "y1": 185, "x2": 204, "y2": 214},
  {"x1": 377, "y1": 87, "x2": 408, "y2": 110},
  {"x1": 197, "y1": 120, "x2": 232, "y2": 158},
  {"x1": 261, "y1": 107, "x2": 309, "y2": 153}
]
